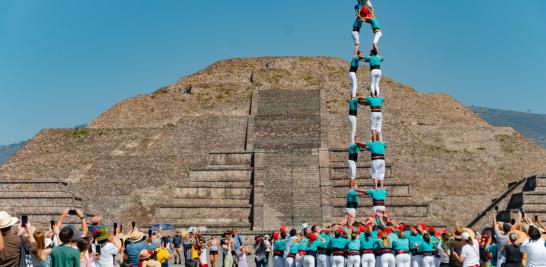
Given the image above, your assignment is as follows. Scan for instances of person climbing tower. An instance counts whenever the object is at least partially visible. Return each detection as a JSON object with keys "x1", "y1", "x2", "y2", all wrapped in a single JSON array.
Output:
[
  {"x1": 349, "y1": 94, "x2": 367, "y2": 143},
  {"x1": 364, "y1": 140, "x2": 388, "y2": 189},
  {"x1": 343, "y1": 183, "x2": 367, "y2": 226},
  {"x1": 363, "y1": 94, "x2": 385, "y2": 141},
  {"x1": 363, "y1": 50, "x2": 384, "y2": 97},
  {"x1": 352, "y1": 0, "x2": 369, "y2": 54},
  {"x1": 348, "y1": 136, "x2": 367, "y2": 188},
  {"x1": 349, "y1": 51, "x2": 365, "y2": 98},
  {"x1": 358, "y1": 6, "x2": 382, "y2": 54},
  {"x1": 365, "y1": 188, "x2": 389, "y2": 213}
]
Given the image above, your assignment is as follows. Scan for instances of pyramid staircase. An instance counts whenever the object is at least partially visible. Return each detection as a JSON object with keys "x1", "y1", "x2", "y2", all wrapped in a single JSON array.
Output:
[{"x1": 152, "y1": 152, "x2": 254, "y2": 232}]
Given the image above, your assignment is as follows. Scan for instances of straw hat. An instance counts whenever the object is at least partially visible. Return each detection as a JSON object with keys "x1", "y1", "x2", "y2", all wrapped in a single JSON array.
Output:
[
  {"x1": 127, "y1": 229, "x2": 145, "y2": 243},
  {"x1": 0, "y1": 211, "x2": 19, "y2": 229},
  {"x1": 139, "y1": 249, "x2": 152, "y2": 260},
  {"x1": 462, "y1": 228, "x2": 476, "y2": 240},
  {"x1": 143, "y1": 260, "x2": 161, "y2": 267}
]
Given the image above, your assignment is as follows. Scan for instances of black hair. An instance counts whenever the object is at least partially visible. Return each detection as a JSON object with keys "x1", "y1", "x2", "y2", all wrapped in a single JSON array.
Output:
[
  {"x1": 372, "y1": 225, "x2": 379, "y2": 231},
  {"x1": 370, "y1": 49, "x2": 378, "y2": 56},
  {"x1": 365, "y1": 231, "x2": 371, "y2": 241},
  {"x1": 311, "y1": 225, "x2": 319, "y2": 233},
  {"x1": 281, "y1": 232, "x2": 287, "y2": 239},
  {"x1": 77, "y1": 238, "x2": 90, "y2": 252},
  {"x1": 528, "y1": 226, "x2": 541, "y2": 241},
  {"x1": 334, "y1": 230, "x2": 341, "y2": 238},
  {"x1": 423, "y1": 233, "x2": 431, "y2": 243},
  {"x1": 502, "y1": 223, "x2": 512, "y2": 233},
  {"x1": 289, "y1": 229, "x2": 297, "y2": 236},
  {"x1": 59, "y1": 227, "x2": 75, "y2": 243}
]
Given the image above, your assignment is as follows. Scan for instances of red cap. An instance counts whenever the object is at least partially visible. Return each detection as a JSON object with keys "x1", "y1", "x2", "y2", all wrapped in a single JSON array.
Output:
[
  {"x1": 358, "y1": 225, "x2": 366, "y2": 233},
  {"x1": 428, "y1": 226, "x2": 435, "y2": 231},
  {"x1": 441, "y1": 228, "x2": 448, "y2": 234},
  {"x1": 310, "y1": 233, "x2": 318, "y2": 241},
  {"x1": 435, "y1": 231, "x2": 441, "y2": 237},
  {"x1": 420, "y1": 224, "x2": 427, "y2": 230},
  {"x1": 377, "y1": 230, "x2": 383, "y2": 237},
  {"x1": 273, "y1": 232, "x2": 280, "y2": 240},
  {"x1": 280, "y1": 225, "x2": 287, "y2": 232},
  {"x1": 385, "y1": 227, "x2": 392, "y2": 234},
  {"x1": 398, "y1": 225, "x2": 406, "y2": 231}
]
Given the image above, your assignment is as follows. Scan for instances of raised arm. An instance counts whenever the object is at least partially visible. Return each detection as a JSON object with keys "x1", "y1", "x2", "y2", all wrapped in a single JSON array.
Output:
[
  {"x1": 76, "y1": 209, "x2": 88, "y2": 237},
  {"x1": 56, "y1": 209, "x2": 69, "y2": 229}
]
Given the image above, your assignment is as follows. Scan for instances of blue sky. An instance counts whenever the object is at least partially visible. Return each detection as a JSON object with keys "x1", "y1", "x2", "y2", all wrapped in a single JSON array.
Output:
[{"x1": 1, "y1": 0, "x2": 546, "y2": 145}]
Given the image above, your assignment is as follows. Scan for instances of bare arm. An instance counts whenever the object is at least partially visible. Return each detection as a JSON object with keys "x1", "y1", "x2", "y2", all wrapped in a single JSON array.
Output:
[
  {"x1": 56, "y1": 209, "x2": 69, "y2": 229},
  {"x1": 76, "y1": 209, "x2": 88, "y2": 237},
  {"x1": 0, "y1": 229, "x2": 4, "y2": 252},
  {"x1": 536, "y1": 216, "x2": 546, "y2": 231}
]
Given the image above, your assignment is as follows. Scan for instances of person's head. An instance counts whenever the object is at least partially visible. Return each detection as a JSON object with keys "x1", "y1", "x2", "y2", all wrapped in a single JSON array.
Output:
[
  {"x1": 527, "y1": 226, "x2": 541, "y2": 241},
  {"x1": 502, "y1": 223, "x2": 512, "y2": 233},
  {"x1": 0, "y1": 211, "x2": 18, "y2": 235},
  {"x1": 232, "y1": 229, "x2": 238, "y2": 236},
  {"x1": 508, "y1": 233, "x2": 518, "y2": 244},
  {"x1": 423, "y1": 233, "x2": 431, "y2": 243},
  {"x1": 398, "y1": 230, "x2": 406, "y2": 239},
  {"x1": 351, "y1": 232, "x2": 358, "y2": 240},
  {"x1": 460, "y1": 232, "x2": 472, "y2": 245},
  {"x1": 311, "y1": 225, "x2": 320, "y2": 233},
  {"x1": 77, "y1": 238, "x2": 91, "y2": 253},
  {"x1": 91, "y1": 216, "x2": 102, "y2": 226},
  {"x1": 281, "y1": 232, "x2": 287, "y2": 239},
  {"x1": 290, "y1": 229, "x2": 297, "y2": 237},
  {"x1": 334, "y1": 230, "x2": 341, "y2": 238},
  {"x1": 59, "y1": 226, "x2": 75, "y2": 244},
  {"x1": 356, "y1": 50, "x2": 362, "y2": 57},
  {"x1": 370, "y1": 49, "x2": 377, "y2": 56},
  {"x1": 410, "y1": 226, "x2": 418, "y2": 234}
]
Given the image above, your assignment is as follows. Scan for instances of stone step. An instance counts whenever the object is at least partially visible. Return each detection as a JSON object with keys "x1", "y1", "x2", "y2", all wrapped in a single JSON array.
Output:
[
  {"x1": 0, "y1": 191, "x2": 78, "y2": 198},
  {"x1": 173, "y1": 187, "x2": 251, "y2": 199},
  {"x1": 537, "y1": 177, "x2": 546, "y2": 187},
  {"x1": 149, "y1": 219, "x2": 251, "y2": 230},
  {"x1": 523, "y1": 192, "x2": 546, "y2": 204},
  {"x1": 185, "y1": 182, "x2": 251, "y2": 188},
  {"x1": 332, "y1": 203, "x2": 430, "y2": 218},
  {"x1": 2, "y1": 206, "x2": 84, "y2": 215},
  {"x1": 331, "y1": 183, "x2": 411, "y2": 197},
  {"x1": 330, "y1": 196, "x2": 415, "y2": 207},
  {"x1": 0, "y1": 196, "x2": 81, "y2": 207},
  {"x1": 166, "y1": 199, "x2": 251, "y2": 207},
  {"x1": 517, "y1": 209, "x2": 546, "y2": 219},
  {"x1": 207, "y1": 152, "x2": 252, "y2": 166},
  {"x1": 329, "y1": 149, "x2": 394, "y2": 163},
  {"x1": 332, "y1": 216, "x2": 443, "y2": 227},
  {"x1": 330, "y1": 166, "x2": 394, "y2": 179},
  {"x1": 0, "y1": 180, "x2": 68, "y2": 192},
  {"x1": 534, "y1": 187, "x2": 546, "y2": 193},
  {"x1": 189, "y1": 169, "x2": 251, "y2": 182},
  {"x1": 157, "y1": 206, "x2": 251, "y2": 219}
]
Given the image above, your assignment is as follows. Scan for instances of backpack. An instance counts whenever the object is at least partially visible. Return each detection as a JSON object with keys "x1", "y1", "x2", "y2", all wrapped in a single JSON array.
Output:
[{"x1": 19, "y1": 238, "x2": 44, "y2": 267}]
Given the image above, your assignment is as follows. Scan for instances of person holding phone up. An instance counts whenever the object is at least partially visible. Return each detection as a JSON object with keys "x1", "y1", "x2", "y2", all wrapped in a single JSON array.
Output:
[{"x1": 0, "y1": 211, "x2": 38, "y2": 267}]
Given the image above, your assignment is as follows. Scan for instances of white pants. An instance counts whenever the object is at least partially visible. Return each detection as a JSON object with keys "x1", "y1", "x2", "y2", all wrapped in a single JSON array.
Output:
[
  {"x1": 286, "y1": 257, "x2": 295, "y2": 267},
  {"x1": 345, "y1": 207, "x2": 356, "y2": 217},
  {"x1": 373, "y1": 31, "x2": 382, "y2": 45},
  {"x1": 352, "y1": 31, "x2": 360, "y2": 45},
  {"x1": 411, "y1": 255, "x2": 423, "y2": 267},
  {"x1": 295, "y1": 254, "x2": 304, "y2": 267},
  {"x1": 348, "y1": 159, "x2": 357, "y2": 179},
  {"x1": 371, "y1": 159, "x2": 385, "y2": 180},
  {"x1": 434, "y1": 257, "x2": 440, "y2": 267},
  {"x1": 347, "y1": 255, "x2": 361, "y2": 267},
  {"x1": 331, "y1": 255, "x2": 345, "y2": 267},
  {"x1": 317, "y1": 254, "x2": 330, "y2": 267},
  {"x1": 422, "y1": 256, "x2": 435, "y2": 267},
  {"x1": 370, "y1": 112, "x2": 382, "y2": 131},
  {"x1": 349, "y1": 71, "x2": 358, "y2": 98},
  {"x1": 372, "y1": 205, "x2": 386, "y2": 212},
  {"x1": 381, "y1": 254, "x2": 395, "y2": 267},
  {"x1": 349, "y1": 115, "x2": 357, "y2": 143},
  {"x1": 303, "y1": 255, "x2": 315, "y2": 267},
  {"x1": 370, "y1": 69, "x2": 381, "y2": 96},
  {"x1": 274, "y1": 256, "x2": 285, "y2": 267},
  {"x1": 396, "y1": 254, "x2": 411, "y2": 267},
  {"x1": 361, "y1": 254, "x2": 376, "y2": 267}
]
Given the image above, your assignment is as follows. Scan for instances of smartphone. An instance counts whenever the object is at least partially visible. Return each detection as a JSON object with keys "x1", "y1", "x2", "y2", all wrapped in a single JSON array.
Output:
[
  {"x1": 131, "y1": 221, "x2": 135, "y2": 229},
  {"x1": 21, "y1": 215, "x2": 28, "y2": 227},
  {"x1": 520, "y1": 208, "x2": 525, "y2": 217},
  {"x1": 120, "y1": 225, "x2": 123, "y2": 232},
  {"x1": 494, "y1": 206, "x2": 499, "y2": 213},
  {"x1": 68, "y1": 210, "x2": 77, "y2": 216},
  {"x1": 114, "y1": 223, "x2": 118, "y2": 232},
  {"x1": 50, "y1": 220, "x2": 55, "y2": 230},
  {"x1": 95, "y1": 244, "x2": 101, "y2": 255},
  {"x1": 535, "y1": 215, "x2": 539, "y2": 221},
  {"x1": 510, "y1": 219, "x2": 516, "y2": 225},
  {"x1": 148, "y1": 229, "x2": 153, "y2": 237}
]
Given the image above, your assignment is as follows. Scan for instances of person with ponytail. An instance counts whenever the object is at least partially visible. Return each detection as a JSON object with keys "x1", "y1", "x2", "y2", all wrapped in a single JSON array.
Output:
[
  {"x1": 393, "y1": 230, "x2": 410, "y2": 267},
  {"x1": 360, "y1": 229, "x2": 376, "y2": 267},
  {"x1": 375, "y1": 231, "x2": 395, "y2": 267},
  {"x1": 347, "y1": 232, "x2": 361, "y2": 267},
  {"x1": 417, "y1": 234, "x2": 436, "y2": 267}
]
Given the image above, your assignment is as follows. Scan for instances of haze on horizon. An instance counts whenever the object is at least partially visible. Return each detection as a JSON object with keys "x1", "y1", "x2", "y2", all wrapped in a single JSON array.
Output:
[{"x1": 1, "y1": 0, "x2": 545, "y2": 145}]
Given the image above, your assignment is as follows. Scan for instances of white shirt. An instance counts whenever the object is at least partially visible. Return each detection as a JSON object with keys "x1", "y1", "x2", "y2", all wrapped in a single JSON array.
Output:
[
  {"x1": 460, "y1": 244, "x2": 480, "y2": 267},
  {"x1": 97, "y1": 242, "x2": 119, "y2": 267},
  {"x1": 520, "y1": 239, "x2": 546, "y2": 267}
]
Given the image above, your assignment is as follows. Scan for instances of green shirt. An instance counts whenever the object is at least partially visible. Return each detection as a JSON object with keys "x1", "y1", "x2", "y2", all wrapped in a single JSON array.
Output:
[
  {"x1": 318, "y1": 233, "x2": 331, "y2": 249},
  {"x1": 393, "y1": 238, "x2": 410, "y2": 251},
  {"x1": 365, "y1": 141, "x2": 388, "y2": 155},
  {"x1": 349, "y1": 98, "x2": 360, "y2": 112},
  {"x1": 329, "y1": 237, "x2": 348, "y2": 250},
  {"x1": 348, "y1": 143, "x2": 360, "y2": 155},
  {"x1": 51, "y1": 245, "x2": 80, "y2": 267},
  {"x1": 407, "y1": 233, "x2": 423, "y2": 251},
  {"x1": 365, "y1": 189, "x2": 388, "y2": 201},
  {"x1": 374, "y1": 239, "x2": 392, "y2": 249},
  {"x1": 359, "y1": 235, "x2": 376, "y2": 250},
  {"x1": 418, "y1": 241, "x2": 435, "y2": 253},
  {"x1": 273, "y1": 239, "x2": 286, "y2": 252},
  {"x1": 347, "y1": 190, "x2": 360, "y2": 204},
  {"x1": 364, "y1": 56, "x2": 384, "y2": 67},
  {"x1": 347, "y1": 240, "x2": 361, "y2": 251},
  {"x1": 365, "y1": 96, "x2": 384, "y2": 108},
  {"x1": 289, "y1": 241, "x2": 301, "y2": 254}
]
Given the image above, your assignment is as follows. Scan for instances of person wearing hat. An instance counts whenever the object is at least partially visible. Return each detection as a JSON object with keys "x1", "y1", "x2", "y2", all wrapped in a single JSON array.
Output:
[
  {"x1": 95, "y1": 228, "x2": 121, "y2": 267},
  {"x1": 272, "y1": 232, "x2": 287, "y2": 267},
  {"x1": 302, "y1": 233, "x2": 326, "y2": 267},
  {"x1": 140, "y1": 249, "x2": 161, "y2": 267},
  {"x1": 0, "y1": 211, "x2": 37, "y2": 267},
  {"x1": 452, "y1": 232, "x2": 480, "y2": 267},
  {"x1": 126, "y1": 229, "x2": 157, "y2": 267}
]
